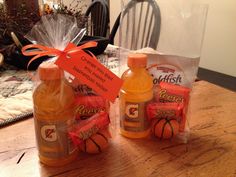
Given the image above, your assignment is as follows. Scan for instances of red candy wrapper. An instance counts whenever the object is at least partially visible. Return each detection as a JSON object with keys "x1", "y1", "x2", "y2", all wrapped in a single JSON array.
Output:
[
  {"x1": 75, "y1": 95, "x2": 110, "y2": 120},
  {"x1": 155, "y1": 82, "x2": 190, "y2": 132},
  {"x1": 146, "y1": 102, "x2": 183, "y2": 122},
  {"x1": 69, "y1": 111, "x2": 110, "y2": 145},
  {"x1": 155, "y1": 82, "x2": 190, "y2": 103}
]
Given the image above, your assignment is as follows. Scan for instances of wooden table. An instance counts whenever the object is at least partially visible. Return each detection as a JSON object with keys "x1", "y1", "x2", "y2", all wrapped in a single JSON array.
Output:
[{"x1": 1, "y1": 81, "x2": 236, "y2": 177}]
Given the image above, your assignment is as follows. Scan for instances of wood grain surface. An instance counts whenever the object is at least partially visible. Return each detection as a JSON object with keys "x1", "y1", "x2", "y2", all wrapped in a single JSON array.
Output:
[{"x1": 0, "y1": 81, "x2": 236, "y2": 177}]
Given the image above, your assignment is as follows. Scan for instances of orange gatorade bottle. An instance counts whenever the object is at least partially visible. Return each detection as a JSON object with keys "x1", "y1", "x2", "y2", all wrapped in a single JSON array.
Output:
[
  {"x1": 119, "y1": 54, "x2": 153, "y2": 138},
  {"x1": 33, "y1": 62, "x2": 78, "y2": 166}
]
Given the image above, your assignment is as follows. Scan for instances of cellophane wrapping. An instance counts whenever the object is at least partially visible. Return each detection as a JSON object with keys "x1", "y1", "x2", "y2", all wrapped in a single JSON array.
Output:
[
  {"x1": 118, "y1": 0, "x2": 208, "y2": 143},
  {"x1": 25, "y1": 14, "x2": 112, "y2": 156}
]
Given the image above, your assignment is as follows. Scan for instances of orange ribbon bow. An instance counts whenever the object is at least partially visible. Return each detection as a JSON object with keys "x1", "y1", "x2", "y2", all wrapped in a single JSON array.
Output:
[{"x1": 21, "y1": 41, "x2": 98, "y2": 69}]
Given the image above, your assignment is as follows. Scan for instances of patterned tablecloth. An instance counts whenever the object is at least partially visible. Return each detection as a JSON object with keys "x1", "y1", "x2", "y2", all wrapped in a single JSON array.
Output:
[{"x1": 0, "y1": 45, "x2": 119, "y2": 127}]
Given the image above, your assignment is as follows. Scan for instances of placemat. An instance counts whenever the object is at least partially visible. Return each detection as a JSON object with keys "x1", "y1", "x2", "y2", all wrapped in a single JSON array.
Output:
[{"x1": 0, "y1": 68, "x2": 33, "y2": 127}]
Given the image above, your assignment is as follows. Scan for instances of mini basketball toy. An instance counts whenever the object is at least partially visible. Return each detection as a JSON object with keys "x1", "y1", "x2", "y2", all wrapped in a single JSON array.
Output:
[
  {"x1": 78, "y1": 128, "x2": 110, "y2": 154},
  {"x1": 151, "y1": 118, "x2": 179, "y2": 139},
  {"x1": 147, "y1": 102, "x2": 181, "y2": 139},
  {"x1": 69, "y1": 111, "x2": 111, "y2": 154}
]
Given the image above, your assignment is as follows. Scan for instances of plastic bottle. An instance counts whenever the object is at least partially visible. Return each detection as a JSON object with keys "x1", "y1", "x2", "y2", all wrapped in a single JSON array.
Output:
[
  {"x1": 119, "y1": 54, "x2": 153, "y2": 138},
  {"x1": 33, "y1": 62, "x2": 78, "y2": 166}
]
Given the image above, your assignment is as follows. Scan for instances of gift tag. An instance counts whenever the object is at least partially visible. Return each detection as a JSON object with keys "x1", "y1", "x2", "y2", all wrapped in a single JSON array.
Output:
[{"x1": 55, "y1": 43, "x2": 123, "y2": 102}]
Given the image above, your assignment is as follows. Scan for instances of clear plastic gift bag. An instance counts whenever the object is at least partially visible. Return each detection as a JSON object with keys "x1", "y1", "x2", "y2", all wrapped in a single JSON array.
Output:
[
  {"x1": 22, "y1": 14, "x2": 114, "y2": 166},
  {"x1": 118, "y1": 0, "x2": 208, "y2": 142}
]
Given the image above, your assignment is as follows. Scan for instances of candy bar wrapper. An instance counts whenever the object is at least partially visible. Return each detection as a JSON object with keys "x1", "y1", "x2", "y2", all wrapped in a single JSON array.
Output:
[
  {"x1": 146, "y1": 102, "x2": 183, "y2": 122},
  {"x1": 155, "y1": 82, "x2": 190, "y2": 132},
  {"x1": 155, "y1": 82, "x2": 190, "y2": 104},
  {"x1": 69, "y1": 111, "x2": 111, "y2": 145},
  {"x1": 75, "y1": 95, "x2": 110, "y2": 120},
  {"x1": 71, "y1": 77, "x2": 110, "y2": 120}
]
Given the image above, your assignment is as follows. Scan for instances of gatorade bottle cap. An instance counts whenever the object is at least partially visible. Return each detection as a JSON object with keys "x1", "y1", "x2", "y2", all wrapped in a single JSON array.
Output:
[
  {"x1": 38, "y1": 62, "x2": 63, "y2": 80},
  {"x1": 127, "y1": 53, "x2": 147, "y2": 68}
]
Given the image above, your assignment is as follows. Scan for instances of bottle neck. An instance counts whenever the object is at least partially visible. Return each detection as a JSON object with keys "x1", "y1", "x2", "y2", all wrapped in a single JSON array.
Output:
[
  {"x1": 129, "y1": 67, "x2": 146, "y2": 72},
  {"x1": 40, "y1": 79, "x2": 62, "y2": 90}
]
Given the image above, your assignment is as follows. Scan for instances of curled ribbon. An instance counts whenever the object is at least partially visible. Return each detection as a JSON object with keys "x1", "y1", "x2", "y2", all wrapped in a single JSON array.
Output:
[{"x1": 21, "y1": 41, "x2": 98, "y2": 69}]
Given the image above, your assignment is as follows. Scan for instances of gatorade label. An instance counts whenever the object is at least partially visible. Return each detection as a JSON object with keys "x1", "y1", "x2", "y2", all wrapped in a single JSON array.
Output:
[
  {"x1": 34, "y1": 118, "x2": 76, "y2": 159},
  {"x1": 121, "y1": 101, "x2": 150, "y2": 132}
]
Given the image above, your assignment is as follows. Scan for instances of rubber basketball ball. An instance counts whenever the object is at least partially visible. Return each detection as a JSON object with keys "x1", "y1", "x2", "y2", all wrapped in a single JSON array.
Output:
[
  {"x1": 79, "y1": 129, "x2": 111, "y2": 154},
  {"x1": 152, "y1": 118, "x2": 179, "y2": 139}
]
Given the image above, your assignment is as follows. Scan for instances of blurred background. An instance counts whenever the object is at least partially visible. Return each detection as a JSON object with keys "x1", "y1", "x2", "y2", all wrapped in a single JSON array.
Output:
[
  {"x1": 0, "y1": 0, "x2": 235, "y2": 88},
  {"x1": 109, "y1": 0, "x2": 236, "y2": 79}
]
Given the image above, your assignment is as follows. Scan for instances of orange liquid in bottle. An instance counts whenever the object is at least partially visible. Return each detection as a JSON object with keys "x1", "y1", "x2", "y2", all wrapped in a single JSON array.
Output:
[
  {"x1": 33, "y1": 62, "x2": 78, "y2": 166},
  {"x1": 119, "y1": 54, "x2": 153, "y2": 138}
]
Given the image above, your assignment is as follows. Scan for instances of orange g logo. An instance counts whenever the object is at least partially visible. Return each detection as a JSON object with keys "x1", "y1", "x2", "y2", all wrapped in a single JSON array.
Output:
[
  {"x1": 41, "y1": 125, "x2": 57, "y2": 142},
  {"x1": 125, "y1": 104, "x2": 139, "y2": 118}
]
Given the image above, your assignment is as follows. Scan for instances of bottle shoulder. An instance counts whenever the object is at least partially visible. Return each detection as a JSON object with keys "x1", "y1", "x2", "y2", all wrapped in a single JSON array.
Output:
[
  {"x1": 33, "y1": 80, "x2": 75, "y2": 113},
  {"x1": 121, "y1": 68, "x2": 153, "y2": 93},
  {"x1": 122, "y1": 68, "x2": 152, "y2": 79}
]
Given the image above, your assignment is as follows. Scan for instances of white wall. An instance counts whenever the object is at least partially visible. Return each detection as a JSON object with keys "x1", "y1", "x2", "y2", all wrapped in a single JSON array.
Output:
[
  {"x1": 110, "y1": 0, "x2": 122, "y2": 43},
  {"x1": 198, "y1": 0, "x2": 236, "y2": 77},
  {"x1": 109, "y1": 0, "x2": 236, "y2": 77}
]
